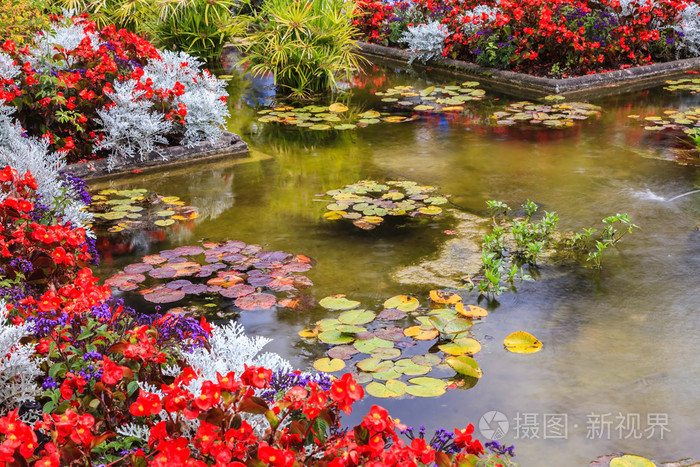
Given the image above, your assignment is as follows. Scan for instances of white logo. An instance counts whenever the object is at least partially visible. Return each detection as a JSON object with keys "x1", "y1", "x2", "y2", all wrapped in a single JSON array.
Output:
[{"x1": 479, "y1": 411, "x2": 509, "y2": 440}]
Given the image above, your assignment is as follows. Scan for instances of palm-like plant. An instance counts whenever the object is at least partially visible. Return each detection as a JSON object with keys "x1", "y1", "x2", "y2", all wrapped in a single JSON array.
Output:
[{"x1": 236, "y1": 0, "x2": 365, "y2": 97}]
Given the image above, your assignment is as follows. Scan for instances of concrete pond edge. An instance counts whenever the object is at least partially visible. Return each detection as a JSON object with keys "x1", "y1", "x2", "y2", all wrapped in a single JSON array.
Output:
[
  {"x1": 65, "y1": 131, "x2": 249, "y2": 182},
  {"x1": 358, "y1": 42, "x2": 700, "y2": 99}
]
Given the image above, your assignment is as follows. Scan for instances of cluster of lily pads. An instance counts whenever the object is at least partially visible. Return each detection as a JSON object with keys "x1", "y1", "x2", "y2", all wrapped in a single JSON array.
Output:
[
  {"x1": 257, "y1": 103, "x2": 410, "y2": 131},
  {"x1": 89, "y1": 189, "x2": 198, "y2": 233},
  {"x1": 376, "y1": 82, "x2": 486, "y2": 113},
  {"x1": 491, "y1": 101, "x2": 602, "y2": 128},
  {"x1": 299, "y1": 290, "x2": 495, "y2": 398},
  {"x1": 630, "y1": 109, "x2": 700, "y2": 133},
  {"x1": 105, "y1": 240, "x2": 314, "y2": 311},
  {"x1": 663, "y1": 78, "x2": 700, "y2": 93},
  {"x1": 321, "y1": 180, "x2": 448, "y2": 230}
]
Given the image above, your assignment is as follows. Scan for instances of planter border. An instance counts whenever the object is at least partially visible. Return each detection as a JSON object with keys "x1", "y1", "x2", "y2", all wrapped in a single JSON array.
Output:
[
  {"x1": 66, "y1": 131, "x2": 249, "y2": 181},
  {"x1": 359, "y1": 42, "x2": 700, "y2": 99}
]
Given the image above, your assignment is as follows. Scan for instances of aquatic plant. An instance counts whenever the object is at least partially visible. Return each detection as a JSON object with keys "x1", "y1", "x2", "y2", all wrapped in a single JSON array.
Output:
[
  {"x1": 377, "y1": 82, "x2": 487, "y2": 111},
  {"x1": 299, "y1": 292, "x2": 488, "y2": 397},
  {"x1": 492, "y1": 101, "x2": 602, "y2": 128},
  {"x1": 105, "y1": 241, "x2": 315, "y2": 311},
  {"x1": 322, "y1": 180, "x2": 448, "y2": 230}
]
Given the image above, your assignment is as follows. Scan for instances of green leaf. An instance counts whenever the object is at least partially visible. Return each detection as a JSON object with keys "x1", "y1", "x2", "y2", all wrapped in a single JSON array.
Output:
[
  {"x1": 365, "y1": 380, "x2": 406, "y2": 398},
  {"x1": 313, "y1": 357, "x2": 346, "y2": 372},
  {"x1": 609, "y1": 455, "x2": 656, "y2": 467},
  {"x1": 49, "y1": 362, "x2": 67, "y2": 379},
  {"x1": 337, "y1": 309, "x2": 376, "y2": 325},
  {"x1": 319, "y1": 295, "x2": 361, "y2": 310},
  {"x1": 383, "y1": 295, "x2": 420, "y2": 311},
  {"x1": 127, "y1": 381, "x2": 140, "y2": 396}
]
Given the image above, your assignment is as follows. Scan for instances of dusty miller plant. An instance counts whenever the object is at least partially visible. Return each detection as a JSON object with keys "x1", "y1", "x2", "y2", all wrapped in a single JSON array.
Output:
[
  {"x1": 0, "y1": 103, "x2": 93, "y2": 229},
  {"x1": 141, "y1": 50, "x2": 229, "y2": 146},
  {"x1": 399, "y1": 20, "x2": 449, "y2": 65},
  {"x1": 95, "y1": 81, "x2": 172, "y2": 169},
  {"x1": 0, "y1": 301, "x2": 43, "y2": 417},
  {"x1": 674, "y1": 2, "x2": 700, "y2": 56}
]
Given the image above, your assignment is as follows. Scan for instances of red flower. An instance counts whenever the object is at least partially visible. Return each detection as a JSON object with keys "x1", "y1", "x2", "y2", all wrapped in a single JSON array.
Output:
[
  {"x1": 330, "y1": 373, "x2": 364, "y2": 413},
  {"x1": 257, "y1": 442, "x2": 295, "y2": 467},
  {"x1": 193, "y1": 380, "x2": 221, "y2": 411},
  {"x1": 362, "y1": 405, "x2": 391, "y2": 433},
  {"x1": 130, "y1": 391, "x2": 162, "y2": 417},
  {"x1": 241, "y1": 364, "x2": 271, "y2": 389},
  {"x1": 101, "y1": 356, "x2": 124, "y2": 386}
]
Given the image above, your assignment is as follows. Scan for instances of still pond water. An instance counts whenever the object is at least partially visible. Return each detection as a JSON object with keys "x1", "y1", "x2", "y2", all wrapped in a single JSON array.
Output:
[{"x1": 94, "y1": 63, "x2": 700, "y2": 465}]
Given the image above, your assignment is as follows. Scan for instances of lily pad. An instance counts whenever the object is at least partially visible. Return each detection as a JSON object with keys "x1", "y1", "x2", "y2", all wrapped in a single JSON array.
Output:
[
  {"x1": 429, "y1": 290, "x2": 462, "y2": 305},
  {"x1": 143, "y1": 287, "x2": 186, "y2": 304},
  {"x1": 354, "y1": 337, "x2": 394, "y2": 353},
  {"x1": 504, "y1": 331, "x2": 543, "y2": 353},
  {"x1": 609, "y1": 455, "x2": 656, "y2": 467},
  {"x1": 378, "y1": 308, "x2": 408, "y2": 320},
  {"x1": 383, "y1": 295, "x2": 420, "y2": 311},
  {"x1": 318, "y1": 331, "x2": 355, "y2": 345},
  {"x1": 439, "y1": 338, "x2": 481, "y2": 356},
  {"x1": 313, "y1": 357, "x2": 346, "y2": 373},
  {"x1": 327, "y1": 345, "x2": 359, "y2": 360},
  {"x1": 365, "y1": 380, "x2": 406, "y2": 398},
  {"x1": 446, "y1": 356, "x2": 482, "y2": 378},
  {"x1": 319, "y1": 295, "x2": 361, "y2": 310},
  {"x1": 456, "y1": 303, "x2": 488, "y2": 318}
]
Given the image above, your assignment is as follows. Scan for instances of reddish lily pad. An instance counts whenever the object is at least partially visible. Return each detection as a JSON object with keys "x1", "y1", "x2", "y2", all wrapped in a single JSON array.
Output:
[
  {"x1": 219, "y1": 284, "x2": 255, "y2": 299},
  {"x1": 143, "y1": 287, "x2": 186, "y2": 304},
  {"x1": 378, "y1": 308, "x2": 408, "y2": 320},
  {"x1": 149, "y1": 267, "x2": 177, "y2": 279},
  {"x1": 277, "y1": 295, "x2": 315, "y2": 311},
  {"x1": 181, "y1": 284, "x2": 208, "y2": 295},
  {"x1": 327, "y1": 345, "x2": 359, "y2": 360},
  {"x1": 166, "y1": 279, "x2": 193, "y2": 290},
  {"x1": 123, "y1": 263, "x2": 153, "y2": 274},
  {"x1": 234, "y1": 293, "x2": 277, "y2": 310},
  {"x1": 143, "y1": 254, "x2": 168, "y2": 265}
]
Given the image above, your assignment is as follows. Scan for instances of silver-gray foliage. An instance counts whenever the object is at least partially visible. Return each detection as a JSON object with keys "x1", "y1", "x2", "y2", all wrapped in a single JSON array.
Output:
[
  {"x1": 675, "y1": 2, "x2": 700, "y2": 56},
  {"x1": 0, "y1": 301, "x2": 43, "y2": 417},
  {"x1": 0, "y1": 103, "x2": 93, "y2": 229},
  {"x1": 95, "y1": 81, "x2": 173, "y2": 170},
  {"x1": 399, "y1": 20, "x2": 450, "y2": 65}
]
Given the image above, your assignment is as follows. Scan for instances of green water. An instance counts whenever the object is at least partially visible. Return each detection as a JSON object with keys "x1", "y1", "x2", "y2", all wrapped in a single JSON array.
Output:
[{"x1": 93, "y1": 64, "x2": 700, "y2": 465}]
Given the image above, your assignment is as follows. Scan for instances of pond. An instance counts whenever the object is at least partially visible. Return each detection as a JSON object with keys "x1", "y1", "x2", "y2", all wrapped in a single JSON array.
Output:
[{"x1": 92, "y1": 62, "x2": 700, "y2": 465}]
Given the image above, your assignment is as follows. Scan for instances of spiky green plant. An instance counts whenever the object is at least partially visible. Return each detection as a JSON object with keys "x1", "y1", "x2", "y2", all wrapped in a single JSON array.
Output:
[{"x1": 235, "y1": 0, "x2": 365, "y2": 97}]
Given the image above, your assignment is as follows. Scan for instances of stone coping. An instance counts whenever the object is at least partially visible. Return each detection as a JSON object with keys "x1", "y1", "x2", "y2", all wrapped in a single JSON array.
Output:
[
  {"x1": 359, "y1": 42, "x2": 700, "y2": 100},
  {"x1": 65, "y1": 131, "x2": 249, "y2": 181}
]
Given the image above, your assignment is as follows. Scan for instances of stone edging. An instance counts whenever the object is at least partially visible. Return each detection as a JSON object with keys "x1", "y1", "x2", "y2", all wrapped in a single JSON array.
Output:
[
  {"x1": 65, "y1": 132, "x2": 249, "y2": 181},
  {"x1": 358, "y1": 42, "x2": 700, "y2": 99}
]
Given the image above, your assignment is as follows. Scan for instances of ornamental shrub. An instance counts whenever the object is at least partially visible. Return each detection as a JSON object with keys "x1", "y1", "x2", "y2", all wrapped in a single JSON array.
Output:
[{"x1": 0, "y1": 13, "x2": 229, "y2": 166}]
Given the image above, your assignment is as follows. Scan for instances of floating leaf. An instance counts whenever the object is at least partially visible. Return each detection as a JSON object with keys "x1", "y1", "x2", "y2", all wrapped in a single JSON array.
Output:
[
  {"x1": 329, "y1": 103, "x2": 349, "y2": 113},
  {"x1": 313, "y1": 357, "x2": 346, "y2": 373},
  {"x1": 446, "y1": 356, "x2": 482, "y2": 378},
  {"x1": 609, "y1": 455, "x2": 656, "y2": 467},
  {"x1": 354, "y1": 337, "x2": 393, "y2": 353},
  {"x1": 383, "y1": 295, "x2": 419, "y2": 312},
  {"x1": 404, "y1": 326, "x2": 439, "y2": 341},
  {"x1": 319, "y1": 295, "x2": 361, "y2": 310},
  {"x1": 443, "y1": 318, "x2": 474, "y2": 335},
  {"x1": 234, "y1": 293, "x2": 277, "y2": 310},
  {"x1": 338, "y1": 309, "x2": 376, "y2": 325},
  {"x1": 378, "y1": 308, "x2": 408, "y2": 320},
  {"x1": 318, "y1": 331, "x2": 355, "y2": 345},
  {"x1": 327, "y1": 345, "x2": 358, "y2": 360},
  {"x1": 504, "y1": 331, "x2": 543, "y2": 353},
  {"x1": 439, "y1": 338, "x2": 481, "y2": 356},
  {"x1": 429, "y1": 290, "x2": 462, "y2": 305},
  {"x1": 456, "y1": 303, "x2": 488, "y2": 318},
  {"x1": 411, "y1": 354, "x2": 442, "y2": 366},
  {"x1": 143, "y1": 287, "x2": 186, "y2": 304},
  {"x1": 370, "y1": 347, "x2": 402, "y2": 359},
  {"x1": 298, "y1": 327, "x2": 319, "y2": 339},
  {"x1": 366, "y1": 380, "x2": 406, "y2": 398}
]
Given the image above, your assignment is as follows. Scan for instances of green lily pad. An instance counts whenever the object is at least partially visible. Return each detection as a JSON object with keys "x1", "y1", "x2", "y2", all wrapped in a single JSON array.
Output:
[
  {"x1": 338, "y1": 309, "x2": 376, "y2": 325},
  {"x1": 370, "y1": 347, "x2": 402, "y2": 359},
  {"x1": 443, "y1": 318, "x2": 474, "y2": 335},
  {"x1": 609, "y1": 455, "x2": 656, "y2": 467},
  {"x1": 411, "y1": 354, "x2": 442, "y2": 366},
  {"x1": 319, "y1": 295, "x2": 361, "y2": 310},
  {"x1": 438, "y1": 338, "x2": 481, "y2": 356},
  {"x1": 354, "y1": 337, "x2": 393, "y2": 354},
  {"x1": 405, "y1": 377, "x2": 447, "y2": 397},
  {"x1": 318, "y1": 331, "x2": 355, "y2": 345}
]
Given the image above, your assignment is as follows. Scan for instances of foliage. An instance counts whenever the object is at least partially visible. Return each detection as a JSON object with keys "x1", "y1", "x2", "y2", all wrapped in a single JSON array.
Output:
[
  {"x1": 0, "y1": 106, "x2": 92, "y2": 229},
  {"x1": 353, "y1": 0, "x2": 698, "y2": 76},
  {"x1": 399, "y1": 20, "x2": 450, "y2": 65},
  {"x1": 492, "y1": 100, "x2": 602, "y2": 128},
  {"x1": 234, "y1": 0, "x2": 365, "y2": 97},
  {"x1": 0, "y1": 0, "x2": 53, "y2": 45},
  {"x1": 0, "y1": 300, "x2": 44, "y2": 416},
  {"x1": 0, "y1": 14, "x2": 228, "y2": 165},
  {"x1": 322, "y1": 180, "x2": 448, "y2": 230},
  {"x1": 470, "y1": 200, "x2": 639, "y2": 297},
  {"x1": 49, "y1": 0, "x2": 240, "y2": 60}
]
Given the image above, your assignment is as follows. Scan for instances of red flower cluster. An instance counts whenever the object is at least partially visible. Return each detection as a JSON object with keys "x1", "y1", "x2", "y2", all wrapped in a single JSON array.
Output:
[{"x1": 354, "y1": 0, "x2": 694, "y2": 76}]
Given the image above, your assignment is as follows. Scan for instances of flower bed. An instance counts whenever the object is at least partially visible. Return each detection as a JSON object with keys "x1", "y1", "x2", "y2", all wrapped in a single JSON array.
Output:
[
  {"x1": 0, "y1": 13, "x2": 230, "y2": 167},
  {"x1": 0, "y1": 162, "x2": 516, "y2": 465},
  {"x1": 353, "y1": 0, "x2": 700, "y2": 77}
]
